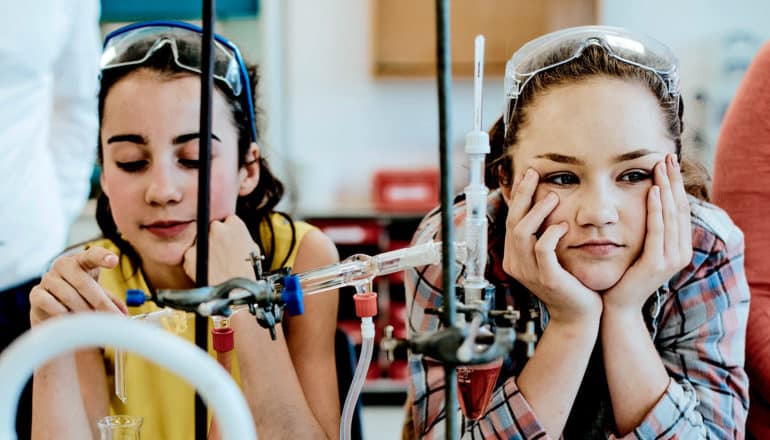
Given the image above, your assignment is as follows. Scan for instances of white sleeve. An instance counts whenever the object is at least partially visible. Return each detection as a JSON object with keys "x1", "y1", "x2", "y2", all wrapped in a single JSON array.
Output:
[{"x1": 49, "y1": 0, "x2": 101, "y2": 227}]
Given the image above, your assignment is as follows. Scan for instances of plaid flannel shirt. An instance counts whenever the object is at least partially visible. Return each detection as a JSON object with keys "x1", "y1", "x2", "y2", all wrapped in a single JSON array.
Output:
[{"x1": 404, "y1": 190, "x2": 749, "y2": 439}]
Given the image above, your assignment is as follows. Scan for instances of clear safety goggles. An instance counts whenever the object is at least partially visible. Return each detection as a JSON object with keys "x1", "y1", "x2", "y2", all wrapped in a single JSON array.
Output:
[
  {"x1": 101, "y1": 21, "x2": 257, "y2": 141},
  {"x1": 503, "y1": 25, "x2": 680, "y2": 136}
]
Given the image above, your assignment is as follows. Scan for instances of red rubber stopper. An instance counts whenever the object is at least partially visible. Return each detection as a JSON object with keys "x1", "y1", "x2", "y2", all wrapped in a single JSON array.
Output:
[
  {"x1": 212, "y1": 327, "x2": 234, "y2": 353},
  {"x1": 353, "y1": 292, "x2": 378, "y2": 318}
]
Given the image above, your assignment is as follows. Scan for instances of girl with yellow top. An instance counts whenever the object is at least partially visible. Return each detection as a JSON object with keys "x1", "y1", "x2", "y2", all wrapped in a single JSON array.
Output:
[{"x1": 29, "y1": 21, "x2": 340, "y2": 439}]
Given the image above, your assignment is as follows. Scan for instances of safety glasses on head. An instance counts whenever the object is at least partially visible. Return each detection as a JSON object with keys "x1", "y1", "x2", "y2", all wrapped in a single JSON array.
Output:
[
  {"x1": 503, "y1": 25, "x2": 680, "y2": 137},
  {"x1": 101, "y1": 20, "x2": 257, "y2": 142}
]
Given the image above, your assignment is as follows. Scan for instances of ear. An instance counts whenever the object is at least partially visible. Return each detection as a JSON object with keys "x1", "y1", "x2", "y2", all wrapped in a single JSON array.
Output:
[{"x1": 238, "y1": 142, "x2": 260, "y2": 196}]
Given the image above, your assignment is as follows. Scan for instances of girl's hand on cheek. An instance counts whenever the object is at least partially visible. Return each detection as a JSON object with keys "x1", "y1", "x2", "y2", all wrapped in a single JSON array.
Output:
[
  {"x1": 503, "y1": 168, "x2": 602, "y2": 324},
  {"x1": 183, "y1": 215, "x2": 260, "y2": 285},
  {"x1": 603, "y1": 154, "x2": 692, "y2": 313}
]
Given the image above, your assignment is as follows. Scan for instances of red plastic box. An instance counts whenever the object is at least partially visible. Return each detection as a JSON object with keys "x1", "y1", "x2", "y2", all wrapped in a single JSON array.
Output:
[
  {"x1": 307, "y1": 219, "x2": 382, "y2": 246},
  {"x1": 372, "y1": 169, "x2": 439, "y2": 212}
]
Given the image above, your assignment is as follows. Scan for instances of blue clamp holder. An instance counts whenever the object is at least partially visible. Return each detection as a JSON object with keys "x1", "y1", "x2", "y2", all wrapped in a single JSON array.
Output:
[{"x1": 281, "y1": 275, "x2": 304, "y2": 317}]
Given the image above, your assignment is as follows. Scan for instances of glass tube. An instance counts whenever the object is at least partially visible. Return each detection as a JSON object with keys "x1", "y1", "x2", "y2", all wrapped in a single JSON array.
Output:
[
  {"x1": 114, "y1": 310, "x2": 190, "y2": 402},
  {"x1": 298, "y1": 241, "x2": 466, "y2": 297}
]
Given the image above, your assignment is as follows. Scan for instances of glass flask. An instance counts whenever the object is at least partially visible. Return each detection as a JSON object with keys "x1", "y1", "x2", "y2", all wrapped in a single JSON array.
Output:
[
  {"x1": 456, "y1": 357, "x2": 503, "y2": 420},
  {"x1": 97, "y1": 415, "x2": 143, "y2": 440}
]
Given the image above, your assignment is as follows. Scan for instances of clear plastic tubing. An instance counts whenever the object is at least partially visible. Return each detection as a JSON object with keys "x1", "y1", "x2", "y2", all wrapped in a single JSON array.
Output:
[
  {"x1": 340, "y1": 319, "x2": 373, "y2": 440},
  {"x1": 298, "y1": 241, "x2": 467, "y2": 297}
]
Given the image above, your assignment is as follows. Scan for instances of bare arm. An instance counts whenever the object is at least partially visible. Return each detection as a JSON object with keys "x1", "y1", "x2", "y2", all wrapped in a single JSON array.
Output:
[
  {"x1": 75, "y1": 349, "x2": 111, "y2": 439},
  {"x1": 517, "y1": 312, "x2": 601, "y2": 437},
  {"x1": 232, "y1": 229, "x2": 340, "y2": 438},
  {"x1": 601, "y1": 157, "x2": 693, "y2": 435},
  {"x1": 601, "y1": 307, "x2": 669, "y2": 435},
  {"x1": 32, "y1": 354, "x2": 90, "y2": 440},
  {"x1": 29, "y1": 247, "x2": 125, "y2": 439},
  {"x1": 30, "y1": 349, "x2": 109, "y2": 440},
  {"x1": 284, "y1": 229, "x2": 341, "y2": 438},
  {"x1": 188, "y1": 218, "x2": 340, "y2": 438}
]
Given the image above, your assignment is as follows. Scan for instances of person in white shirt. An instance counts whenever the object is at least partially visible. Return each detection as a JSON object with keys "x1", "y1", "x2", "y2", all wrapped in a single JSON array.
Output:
[{"x1": 0, "y1": 0, "x2": 100, "y2": 438}]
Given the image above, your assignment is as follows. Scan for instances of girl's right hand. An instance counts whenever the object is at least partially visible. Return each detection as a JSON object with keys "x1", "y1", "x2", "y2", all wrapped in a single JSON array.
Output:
[
  {"x1": 502, "y1": 168, "x2": 602, "y2": 324},
  {"x1": 29, "y1": 246, "x2": 128, "y2": 326}
]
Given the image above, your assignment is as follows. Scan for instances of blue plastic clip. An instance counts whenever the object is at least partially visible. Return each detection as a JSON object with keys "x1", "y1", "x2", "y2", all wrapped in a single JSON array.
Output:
[{"x1": 281, "y1": 275, "x2": 304, "y2": 316}]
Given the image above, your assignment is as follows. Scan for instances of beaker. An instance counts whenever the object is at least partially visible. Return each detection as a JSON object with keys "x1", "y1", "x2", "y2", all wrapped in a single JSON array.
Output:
[{"x1": 97, "y1": 415, "x2": 143, "y2": 440}]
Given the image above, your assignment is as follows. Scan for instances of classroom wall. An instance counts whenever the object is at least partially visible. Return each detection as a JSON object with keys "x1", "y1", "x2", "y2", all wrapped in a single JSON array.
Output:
[{"x1": 235, "y1": 0, "x2": 770, "y2": 216}]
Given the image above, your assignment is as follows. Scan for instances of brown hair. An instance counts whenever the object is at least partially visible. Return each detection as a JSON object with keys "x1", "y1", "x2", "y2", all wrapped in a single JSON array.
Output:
[
  {"x1": 96, "y1": 37, "x2": 294, "y2": 271},
  {"x1": 488, "y1": 44, "x2": 710, "y2": 200}
]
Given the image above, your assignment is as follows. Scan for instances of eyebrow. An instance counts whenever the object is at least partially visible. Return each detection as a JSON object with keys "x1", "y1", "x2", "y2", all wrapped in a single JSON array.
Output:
[
  {"x1": 612, "y1": 149, "x2": 657, "y2": 163},
  {"x1": 106, "y1": 134, "x2": 146, "y2": 145},
  {"x1": 534, "y1": 148, "x2": 658, "y2": 165},
  {"x1": 106, "y1": 132, "x2": 221, "y2": 145},
  {"x1": 173, "y1": 132, "x2": 222, "y2": 144}
]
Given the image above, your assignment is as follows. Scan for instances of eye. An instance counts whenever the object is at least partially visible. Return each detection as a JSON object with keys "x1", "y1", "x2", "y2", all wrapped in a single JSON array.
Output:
[
  {"x1": 179, "y1": 158, "x2": 201, "y2": 169},
  {"x1": 115, "y1": 161, "x2": 148, "y2": 172},
  {"x1": 618, "y1": 170, "x2": 651, "y2": 183},
  {"x1": 543, "y1": 173, "x2": 579, "y2": 186}
]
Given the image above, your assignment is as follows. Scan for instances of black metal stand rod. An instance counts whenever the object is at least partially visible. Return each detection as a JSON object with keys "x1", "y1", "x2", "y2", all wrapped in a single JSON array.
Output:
[
  {"x1": 435, "y1": 1, "x2": 458, "y2": 439},
  {"x1": 196, "y1": 1, "x2": 216, "y2": 439}
]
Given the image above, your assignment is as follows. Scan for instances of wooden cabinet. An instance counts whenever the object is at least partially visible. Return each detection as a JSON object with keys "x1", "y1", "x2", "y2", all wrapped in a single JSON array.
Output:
[{"x1": 373, "y1": 0, "x2": 599, "y2": 76}]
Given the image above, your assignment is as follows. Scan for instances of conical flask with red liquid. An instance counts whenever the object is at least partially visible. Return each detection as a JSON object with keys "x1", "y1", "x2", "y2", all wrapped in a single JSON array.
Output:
[{"x1": 456, "y1": 356, "x2": 503, "y2": 420}]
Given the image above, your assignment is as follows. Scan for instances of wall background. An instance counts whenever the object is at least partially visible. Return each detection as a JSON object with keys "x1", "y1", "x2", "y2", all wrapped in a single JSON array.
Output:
[{"x1": 101, "y1": 0, "x2": 770, "y2": 217}]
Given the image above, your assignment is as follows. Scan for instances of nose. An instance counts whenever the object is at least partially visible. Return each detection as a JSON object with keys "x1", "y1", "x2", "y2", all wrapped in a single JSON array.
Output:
[
  {"x1": 144, "y1": 163, "x2": 183, "y2": 206},
  {"x1": 575, "y1": 181, "x2": 619, "y2": 227}
]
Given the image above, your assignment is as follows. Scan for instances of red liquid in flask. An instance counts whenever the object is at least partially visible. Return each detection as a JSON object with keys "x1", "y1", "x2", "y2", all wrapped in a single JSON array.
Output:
[{"x1": 457, "y1": 358, "x2": 503, "y2": 420}]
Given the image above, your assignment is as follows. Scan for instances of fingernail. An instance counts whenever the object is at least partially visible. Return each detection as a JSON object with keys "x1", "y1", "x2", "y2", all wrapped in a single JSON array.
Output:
[
  {"x1": 526, "y1": 168, "x2": 537, "y2": 180},
  {"x1": 104, "y1": 255, "x2": 117, "y2": 265},
  {"x1": 547, "y1": 192, "x2": 558, "y2": 203}
]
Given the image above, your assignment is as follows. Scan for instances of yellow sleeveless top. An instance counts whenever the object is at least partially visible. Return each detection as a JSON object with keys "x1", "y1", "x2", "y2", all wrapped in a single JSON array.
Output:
[{"x1": 94, "y1": 214, "x2": 315, "y2": 440}]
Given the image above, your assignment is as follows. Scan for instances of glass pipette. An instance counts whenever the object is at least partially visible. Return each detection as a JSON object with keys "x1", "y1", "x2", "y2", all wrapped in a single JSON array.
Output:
[{"x1": 114, "y1": 308, "x2": 190, "y2": 403}]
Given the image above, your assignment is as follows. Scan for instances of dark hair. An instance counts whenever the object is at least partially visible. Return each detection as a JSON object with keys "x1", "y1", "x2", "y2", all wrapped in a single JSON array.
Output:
[
  {"x1": 488, "y1": 44, "x2": 710, "y2": 201},
  {"x1": 96, "y1": 36, "x2": 292, "y2": 271}
]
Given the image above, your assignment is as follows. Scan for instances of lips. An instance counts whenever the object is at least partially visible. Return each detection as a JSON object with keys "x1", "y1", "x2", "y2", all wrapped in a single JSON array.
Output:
[
  {"x1": 569, "y1": 240, "x2": 624, "y2": 257},
  {"x1": 141, "y1": 220, "x2": 194, "y2": 238}
]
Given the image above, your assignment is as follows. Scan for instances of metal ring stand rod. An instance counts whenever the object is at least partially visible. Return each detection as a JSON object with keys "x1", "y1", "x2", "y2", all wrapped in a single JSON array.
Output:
[
  {"x1": 196, "y1": 0, "x2": 216, "y2": 439},
  {"x1": 435, "y1": 1, "x2": 458, "y2": 439}
]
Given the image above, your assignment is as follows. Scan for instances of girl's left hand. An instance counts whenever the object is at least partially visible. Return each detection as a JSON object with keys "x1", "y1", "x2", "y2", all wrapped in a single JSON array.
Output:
[
  {"x1": 183, "y1": 215, "x2": 259, "y2": 285},
  {"x1": 602, "y1": 154, "x2": 692, "y2": 312}
]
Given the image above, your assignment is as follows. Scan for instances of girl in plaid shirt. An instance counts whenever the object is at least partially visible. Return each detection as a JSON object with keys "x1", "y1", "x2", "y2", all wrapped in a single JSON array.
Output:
[{"x1": 404, "y1": 26, "x2": 749, "y2": 439}]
